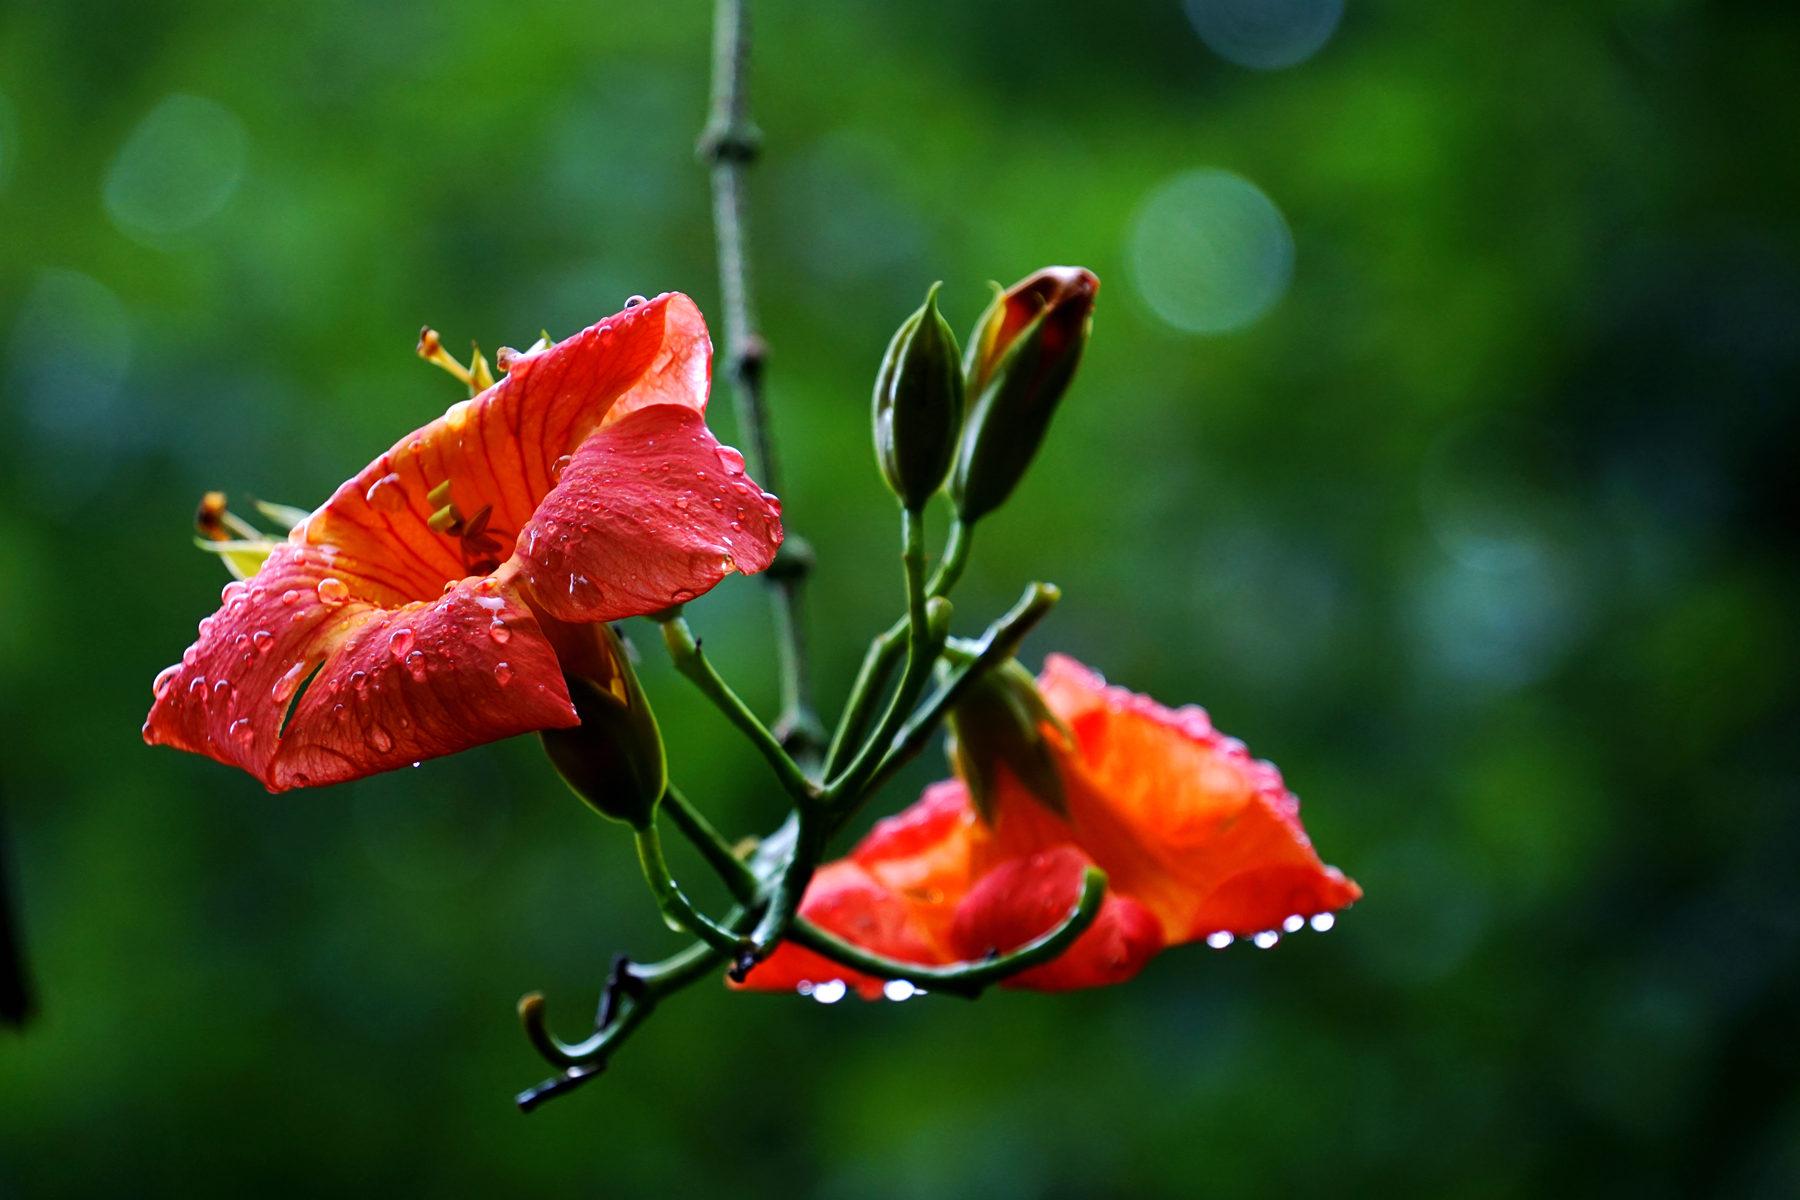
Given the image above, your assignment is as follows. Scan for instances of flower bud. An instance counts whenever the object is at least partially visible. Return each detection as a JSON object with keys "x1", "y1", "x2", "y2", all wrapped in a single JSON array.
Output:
[
  {"x1": 950, "y1": 267, "x2": 1098, "y2": 523},
  {"x1": 872, "y1": 283, "x2": 964, "y2": 509},
  {"x1": 539, "y1": 624, "x2": 666, "y2": 828},
  {"x1": 945, "y1": 659, "x2": 1068, "y2": 823}
]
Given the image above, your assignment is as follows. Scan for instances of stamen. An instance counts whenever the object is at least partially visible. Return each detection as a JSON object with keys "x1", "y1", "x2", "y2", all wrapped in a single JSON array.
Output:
[{"x1": 416, "y1": 326, "x2": 475, "y2": 389}]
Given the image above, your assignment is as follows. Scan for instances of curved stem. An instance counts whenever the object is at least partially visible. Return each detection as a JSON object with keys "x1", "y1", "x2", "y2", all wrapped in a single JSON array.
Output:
[
  {"x1": 790, "y1": 867, "x2": 1108, "y2": 998},
  {"x1": 635, "y1": 823, "x2": 747, "y2": 956},
  {"x1": 699, "y1": 0, "x2": 822, "y2": 762},
  {"x1": 657, "y1": 614, "x2": 819, "y2": 807}
]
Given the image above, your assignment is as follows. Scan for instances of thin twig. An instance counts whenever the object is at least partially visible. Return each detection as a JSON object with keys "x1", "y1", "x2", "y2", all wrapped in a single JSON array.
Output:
[{"x1": 698, "y1": 0, "x2": 824, "y2": 763}]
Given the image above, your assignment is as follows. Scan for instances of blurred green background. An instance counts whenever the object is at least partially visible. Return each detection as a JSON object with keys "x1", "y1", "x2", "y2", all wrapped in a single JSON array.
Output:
[{"x1": 3, "y1": 0, "x2": 1797, "y2": 1194}]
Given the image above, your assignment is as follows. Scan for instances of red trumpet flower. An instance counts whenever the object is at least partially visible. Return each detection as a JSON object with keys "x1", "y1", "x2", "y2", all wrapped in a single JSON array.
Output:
[
  {"x1": 143, "y1": 293, "x2": 782, "y2": 792},
  {"x1": 742, "y1": 654, "x2": 1360, "y2": 996}
]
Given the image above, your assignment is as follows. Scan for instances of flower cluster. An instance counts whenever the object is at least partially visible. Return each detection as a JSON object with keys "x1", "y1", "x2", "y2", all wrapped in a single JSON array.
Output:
[{"x1": 143, "y1": 268, "x2": 1358, "y2": 1105}]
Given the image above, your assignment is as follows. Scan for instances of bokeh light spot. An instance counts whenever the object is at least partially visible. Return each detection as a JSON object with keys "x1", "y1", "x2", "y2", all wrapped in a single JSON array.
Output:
[
  {"x1": 1183, "y1": 0, "x2": 1345, "y2": 70},
  {"x1": 1128, "y1": 168, "x2": 1295, "y2": 334},
  {"x1": 103, "y1": 94, "x2": 247, "y2": 242}
]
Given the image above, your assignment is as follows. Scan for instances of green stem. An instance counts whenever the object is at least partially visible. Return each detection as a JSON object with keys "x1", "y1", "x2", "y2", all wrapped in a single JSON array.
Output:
[
  {"x1": 790, "y1": 866, "x2": 1108, "y2": 998},
  {"x1": 634, "y1": 823, "x2": 747, "y2": 956},
  {"x1": 824, "y1": 509, "x2": 942, "y2": 802},
  {"x1": 822, "y1": 518, "x2": 973, "y2": 777},
  {"x1": 657, "y1": 614, "x2": 819, "y2": 807},
  {"x1": 699, "y1": 0, "x2": 823, "y2": 763},
  {"x1": 846, "y1": 581, "x2": 1060, "y2": 828},
  {"x1": 662, "y1": 785, "x2": 759, "y2": 903}
]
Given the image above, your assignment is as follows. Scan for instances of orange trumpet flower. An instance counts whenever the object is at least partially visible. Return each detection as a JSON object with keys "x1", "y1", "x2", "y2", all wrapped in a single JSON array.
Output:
[
  {"x1": 742, "y1": 654, "x2": 1360, "y2": 996},
  {"x1": 144, "y1": 293, "x2": 781, "y2": 792}
]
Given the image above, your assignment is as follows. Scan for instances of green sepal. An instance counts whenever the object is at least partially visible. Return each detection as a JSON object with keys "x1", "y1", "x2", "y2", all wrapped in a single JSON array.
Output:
[
  {"x1": 945, "y1": 659, "x2": 1067, "y2": 823},
  {"x1": 539, "y1": 626, "x2": 667, "y2": 828}
]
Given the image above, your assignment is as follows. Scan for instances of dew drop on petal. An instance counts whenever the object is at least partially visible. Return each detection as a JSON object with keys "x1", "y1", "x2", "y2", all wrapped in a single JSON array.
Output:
[
  {"x1": 716, "y1": 446, "x2": 746, "y2": 476},
  {"x1": 405, "y1": 649, "x2": 427, "y2": 682},
  {"x1": 152, "y1": 665, "x2": 180, "y2": 700},
  {"x1": 365, "y1": 472, "x2": 405, "y2": 511},
  {"x1": 350, "y1": 670, "x2": 367, "y2": 692},
  {"x1": 251, "y1": 629, "x2": 273, "y2": 653},
  {"x1": 623, "y1": 294, "x2": 647, "y2": 308},
  {"x1": 881, "y1": 979, "x2": 917, "y2": 1002},
  {"x1": 811, "y1": 979, "x2": 847, "y2": 1005},
  {"x1": 493, "y1": 661, "x2": 512, "y2": 686},
  {"x1": 182, "y1": 645, "x2": 199, "y2": 667},
  {"x1": 211, "y1": 679, "x2": 232, "y2": 701},
  {"x1": 1282, "y1": 913, "x2": 1306, "y2": 934},
  {"x1": 1252, "y1": 930, "x2": 1280, "y2": 949},
  {"x1": 271, "y1": 661, "x2": 308, "y2": 703},
  {"x1": 551, "y1": 454, "x2": 572, "y2": 483},
  {"x1": 316, "y1": 577, "x2": 349, "y2": 606},
  {"x1": 1206, "y1": 931, "x2": 1234, "y2": 949},
  {"x1": 370, "y1": 727, "x2": 393, "y2": 753},
  {"x1": 187, "y1": 676, "x2": 208, "y2": 700},
  {"x1": 388, "y1": 628, "x2": 415, "y2": 660},
  {"x1": 229, "y1": 717, "x2": 254, "y2": 744},
  {"x1": 1310, "y1": 912, "x2": 1336, "y2": 933},
  {"x1": 488, "y1": 619, "x2": 510, "y2": 644}
]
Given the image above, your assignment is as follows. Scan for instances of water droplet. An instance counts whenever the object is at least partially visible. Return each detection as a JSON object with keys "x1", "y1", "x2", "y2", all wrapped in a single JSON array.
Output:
[
  {"x1": 623, "y1": 294, "x2": 647, "y2": 308},
  {"x1": 220, "y1": 580, "x2": 243, "y2": 604},
  {"x1": 187, "y1": 676, "x2": 208, "y2": 700},
  {"x1": 316, "y1": 577, "x2": 349, "y2": 606},
  {"x1": 350, "y1": 670, "x2": 368, "y2": 692},
  {"x1": 709, "y1": 496, "x2": 724, "y2": 510},
  {"x1": 1309, "y1": 912, "x2": 1336, "y2": 933},
  {"x1": 811, "y1": 979, "x2": 847, "y2": 1005},
  {"x1": 182, "y1": 645, "x2": 199, "y2": 667},
  {"x1": 551, "y1": 454, "x2": 572, "y2": 482},
  {"x1": 674, "y1": 496, "x2": 689, "y2": 510},
  {"x1": 365, "y1": 472, "x2": 405, "y2": 511},
  {"x1": 229, "y1": 717, "x2": 254, "y2": 744},
  {"x1": 444, "y1": 399, "x2": 472, "y2": 431},
  {"x1": 1252, "y1": 930, "x2": 1280, "y2": 949},
  {"x1": 388, "y1": 628, "x2": 415, "y2": 660},
  {"x1": 493, "y1": 661, "x2": 512, "y2": 686},
  {"x1": 881, "y1": 979, "x2": 917, "y2": 1002},
  {"x1": 370, "y1": 727, "x2": 393, "y2": 753},
  {"x1": 281, "y1": 589, "x2": 300, "y2": 606},
  {"x1": 404, "y1": 649, "x2": 428, "y2": 681},
  {"x1": 1206, "y1": 931, "x2": 1234, "y2": 949},
  {"x1": 270, "y1": 660, "x2": 308, "y2": 703},
  {"x1": 1282, "y1": 914, "x2": 1306, "y2": 934},
  {"x1": 152, "y1": 665, "x2": 180, "y2": 699},
  {"x1": 211, "y1": 679, "x2": 233, "y2": 701},
  {"x1": 488, "y1": 619, "x2": 511, "y2": 644},
  {"x1": 251, "y1": 629, "x2": 273, "y2": 653},
  {"x1": 716, "y1": 446, "x2": 746, "y2": 476}
]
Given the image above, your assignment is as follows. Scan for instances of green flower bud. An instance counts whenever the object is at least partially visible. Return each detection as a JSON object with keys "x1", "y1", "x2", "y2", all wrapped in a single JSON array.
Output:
[
  {"x1": 945, "y1": 659, "x2": 1069, "y2": 823},
  {"x1": 540, "y1": 625, "x2": 666, "y2": 828},
  {"x1": 873, "y1": 283, "x2": 965, "y2": 509},
  {"x1": 950, "y1": 267, "x2": 1098, "y2": 523}
]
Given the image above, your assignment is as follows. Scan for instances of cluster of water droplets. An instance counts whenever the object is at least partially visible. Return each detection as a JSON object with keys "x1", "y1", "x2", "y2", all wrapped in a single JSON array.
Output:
[
  {"x1": 1204, "y1": 911, "x2": 1337, "y2": 952},
  {"x1": 793, "y1": 978, "x2": 923, "y2": 1004}
]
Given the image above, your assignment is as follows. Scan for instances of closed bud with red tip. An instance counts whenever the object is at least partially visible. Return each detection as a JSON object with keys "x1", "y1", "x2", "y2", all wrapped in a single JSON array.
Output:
[{"x1": 951, "y1": 266, "x2": 1098, "y2": 523}]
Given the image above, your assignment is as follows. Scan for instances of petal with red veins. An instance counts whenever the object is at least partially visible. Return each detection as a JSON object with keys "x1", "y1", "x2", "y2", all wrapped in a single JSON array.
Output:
[
  {"x1": 142, "y1": 544, "x2": 575, "y2": 791},
  {"x1": 515, "y1": 403, "x2": 783, "y2": 623},
  {"x1": 296, "y1": 292, "x2": 713, "y2": 606}
]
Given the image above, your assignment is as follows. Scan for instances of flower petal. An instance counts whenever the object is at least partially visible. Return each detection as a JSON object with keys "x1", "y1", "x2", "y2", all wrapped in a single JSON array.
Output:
[
  {"x1": 296, "y1": 292, "x2": 712, "y2": 607},
  {"x1": 515, "y1": 403, "x2": 783, "y2": 623},
  {"x1": 1030, "y1": 654, "x2": 1362, "y2": 941},
  {"x1": 143, "y1": 545, "x2": 576, "y2": 791},
  {"x1": 950, "y1": 845, "x2": 1165, "y2": 991}
]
